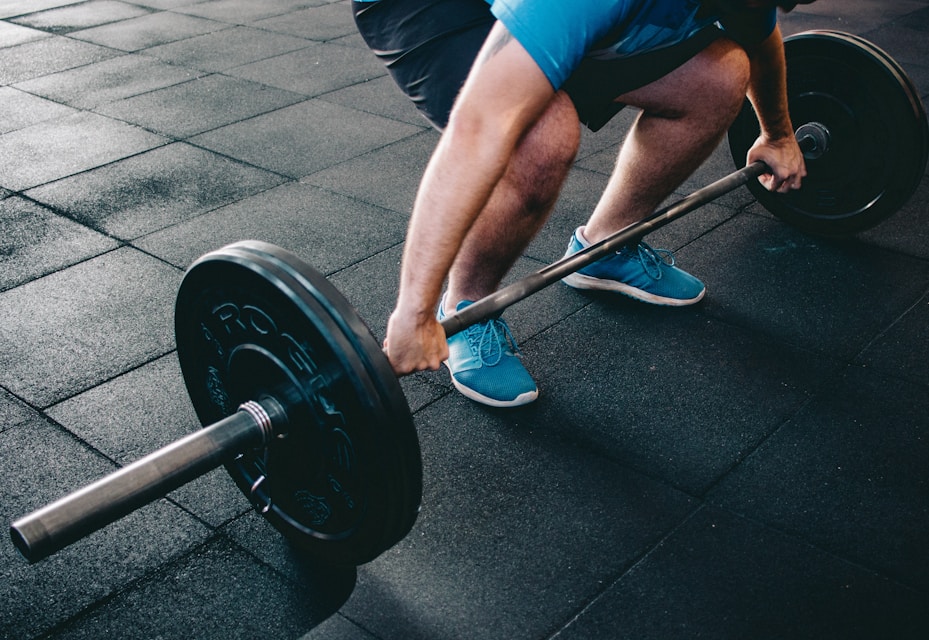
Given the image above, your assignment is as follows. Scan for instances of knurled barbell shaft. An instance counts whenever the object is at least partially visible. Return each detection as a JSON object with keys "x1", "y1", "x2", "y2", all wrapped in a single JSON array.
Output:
[
  {"x1": 10, "y1": 399, "x2": 284, "y2": 563},
  {"x1": 440, "y1": 142, "x2": 807, "y2": 337}
]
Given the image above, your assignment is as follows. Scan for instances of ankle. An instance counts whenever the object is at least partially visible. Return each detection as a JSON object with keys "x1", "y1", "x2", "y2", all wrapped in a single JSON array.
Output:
[
  {"x1": 445, "y1": 289, "x2": 491, "y2": 314},
  {"x1": 576, "y1": 226, "x2": 592, "y2": 246}
]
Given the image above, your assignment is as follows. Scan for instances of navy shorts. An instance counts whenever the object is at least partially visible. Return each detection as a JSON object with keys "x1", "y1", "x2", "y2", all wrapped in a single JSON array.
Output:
[{"x1": 352, "y1": 0, "x2": 722, "y2": 131}]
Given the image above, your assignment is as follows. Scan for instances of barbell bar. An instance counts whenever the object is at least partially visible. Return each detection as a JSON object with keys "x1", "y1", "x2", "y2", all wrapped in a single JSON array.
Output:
[
  {"x1": 7, "y1": 131, "x2": 819, "y2": 564},
  {"x1": 9, "y1": 30, "x2": 928, "y2": 567},
  {"x1": 443, "y1": 135, "x2": 819, "y2": 336},
  {"x1": 11, "y1": 400, "x2": 284, "y2": 562}
]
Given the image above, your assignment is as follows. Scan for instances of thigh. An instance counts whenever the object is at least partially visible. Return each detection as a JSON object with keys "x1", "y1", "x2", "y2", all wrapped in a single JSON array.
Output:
[
  {"x1": 563, "y1": 26, "x2": 723, "y2": 131},
  {"x1": 353, "y1": 0, "x2": 495, "y2": 129},
  {"x1": 617, "y1": 35, "x2": 750, "y2": 118}
]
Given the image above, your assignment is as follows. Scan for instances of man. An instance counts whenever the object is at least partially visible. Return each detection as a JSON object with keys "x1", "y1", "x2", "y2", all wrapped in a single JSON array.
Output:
[{"x1": 353, "y1": 0, "x2": 812, "y2": 407}]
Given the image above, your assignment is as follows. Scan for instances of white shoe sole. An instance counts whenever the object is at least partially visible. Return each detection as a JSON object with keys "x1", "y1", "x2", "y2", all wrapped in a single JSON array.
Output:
[
  {"x1": 444, "y1": 362, "x2": 539, "y2": 408},
  {"x1": 562, "y1": 272, "x2": 705, "y2": 307}
]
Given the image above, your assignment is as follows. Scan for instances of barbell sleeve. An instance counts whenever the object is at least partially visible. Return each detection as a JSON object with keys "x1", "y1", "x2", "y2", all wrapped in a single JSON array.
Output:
[{"x1": 10, "y1": 399, "x2": 283, "y2": 563}]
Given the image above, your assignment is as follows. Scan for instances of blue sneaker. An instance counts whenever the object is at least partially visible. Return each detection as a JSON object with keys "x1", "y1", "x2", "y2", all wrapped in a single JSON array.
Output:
[
  {"x1": 561, "y1": 227, "x2": 705, "y2": 306},
  {"x1": 438, "y1": 298, "x2": 538, "y2": 407}
]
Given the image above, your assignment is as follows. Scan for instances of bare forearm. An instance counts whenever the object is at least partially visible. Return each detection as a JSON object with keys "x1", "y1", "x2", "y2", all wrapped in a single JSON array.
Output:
[
  {"x1": 746, "y1": 25, "x2": 795, "y2": 141},
  {"x1": 743, "y1": 25, "x2": 807, "y2": 193},
  {"x1": 384, "y1": 22, "x2": 555, "y2": 374},
  {"x1": 395, "y1": 118, "x2": 516, "y2": 320},
  {"x1": 394, "y1": 24, "x2": 554, "y2": 320}
]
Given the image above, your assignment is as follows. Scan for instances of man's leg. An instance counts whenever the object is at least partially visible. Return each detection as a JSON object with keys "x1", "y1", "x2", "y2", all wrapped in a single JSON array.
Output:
[
  {"x1": 445, "y1": 90, "x2": 580, "y2": 308},
  {"x1": 436, "y1": 90, "x2": 579, "y2": 407},
  {"x1": 355, "y1": 0, "x2": 579, "y2": 406},
  {"x1": 584, "y1": 38, "x2": 751, "y2": 239},
  {"x1": 563, "y1": 37, "x2": 751, "y2": 305}
]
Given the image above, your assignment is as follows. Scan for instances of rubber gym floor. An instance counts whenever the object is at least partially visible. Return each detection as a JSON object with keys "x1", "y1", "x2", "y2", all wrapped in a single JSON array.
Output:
[{"x1": 1, "y1": 1, "x2": 928, "y2": 638}]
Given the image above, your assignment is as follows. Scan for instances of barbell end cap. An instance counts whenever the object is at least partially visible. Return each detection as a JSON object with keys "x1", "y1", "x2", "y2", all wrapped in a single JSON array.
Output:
[
  {"x1": 795, "y1": 122, "x2": 831, "y2": 160},
  {"x1": 10, "y1": 519, "x2": 48, "y2": 564}
]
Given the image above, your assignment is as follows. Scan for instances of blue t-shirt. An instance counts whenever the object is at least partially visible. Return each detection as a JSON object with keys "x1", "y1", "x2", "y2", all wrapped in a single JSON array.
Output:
[{"x1": 488, "y1": 0, "x2": 776, "y2": 89}]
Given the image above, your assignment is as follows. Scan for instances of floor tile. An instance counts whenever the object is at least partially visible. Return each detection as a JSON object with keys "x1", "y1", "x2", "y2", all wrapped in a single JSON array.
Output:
[
  {"x1": 46, "y1": 353, "x2": 248, "y2": 527},
  {"x1": 14, "y1": 52, "x2": 202, "y2": 109},
  {"x1": 709, "y1": 365, "x2": 929, "y2": 591},
  {"x1": 94, "y1": 73, "x2": 305, "y2": 138},
  {"x1": 135, "y1": 181, "x2": 409, "y2": 272},
  {"x1": 857, "y1": 292, "x2": 929, "y2": 386},
  {"x1": 297, "y1": 614, "x2": 378, "y2": 640},
  {"x1": 0, "y1": 18, "x2": 51, "y2": 44},
  {"x1": 48, "y1": 538, "x2": 336, "y2": 639},
  {"x1": 0, "y1": 1, "x2": 85, "y2": 20},
  {"x1": 9, "y1": 0, "x2": 150, "y2": 33},
  {"x1": 142, "y1": 24, "x2": 312, "y2": 72},
  {"x1": 521, "y1": 302, "x2": 843, "y2": 494},
  {"x1": 188, "y1": 99, "x2": 421, "y2": 178},
  {"x1": 687, "y1": 214, "x2": 929, "y2": 359},
  {"x1": 0, "y1": 195, "x2": 117, "y2": 291},
  {"x1": 225, "y1": 41, "x2": 385, "y2": 97},
  {"x1": 0, "y1": 248, "x2": 181, "y2": 406},
  {"x1": 320, "y1": 74, "x2": 429, "y2": 126},
  {"x1": 340, "y1": 394, "x2": 696, "y2": 640},
  {"x1": 554, "y1": 505, "x2": 929, "y2": 640},
  {"x1": 0, "y1": 388, "x2": 34, "y2": 434},
  {"x1": 68, "y1": 10, "x2": 226, "y2": 51},
  {"x1": 174, "y1": 0, "x2": 323, "y2": 24},
  {"x1": 302, "y1": 129, "x2": 434, "y2": 215},
  {"x1": 0, "y1": 34, "x2": 118, "y2": 84},
  {"x1": 0, "y1": 111, "x2": 167, "y2": 191},
  {"x1": 0, "y1": 85, "x2": 76, "y2": 133},
  {"x1": 253, "y1": 3, "x2": 361, "y2": 41},
  {"x1": 26, "y1": 142, "x2": 287, "y2": 239},
  {"x1": 0, "y1": 416, "x2": 211, "y2": 638}
]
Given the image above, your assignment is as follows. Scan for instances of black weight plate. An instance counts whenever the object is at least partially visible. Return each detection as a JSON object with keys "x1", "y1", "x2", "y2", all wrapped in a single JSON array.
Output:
[
  {"x1": 175, "y1": 241, "x2": 422, "y2": 566},
  {"x1": 728, "y1": 30, "x2": 929, "y2": 236}
]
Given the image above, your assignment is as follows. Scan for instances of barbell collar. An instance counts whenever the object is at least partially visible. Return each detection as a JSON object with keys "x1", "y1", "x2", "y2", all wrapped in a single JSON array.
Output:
[{"x1": 10, "y1": 398, "x2": 286, "y2": 563}]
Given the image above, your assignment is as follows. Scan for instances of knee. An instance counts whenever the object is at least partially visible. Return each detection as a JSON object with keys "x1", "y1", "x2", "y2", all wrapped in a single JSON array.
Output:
[
  {"x1": 524, "y1": 92, "x2": 580, "y2": 164},
  {"x1": 509, "y1": 92, "x2": 580, "y2": 205}
]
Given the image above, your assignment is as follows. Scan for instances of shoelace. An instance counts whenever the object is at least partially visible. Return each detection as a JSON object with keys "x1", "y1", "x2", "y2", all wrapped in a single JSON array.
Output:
[
  {"x1": 466, "y1": 317, "x2": 521, "y2": 366},
  {"x1": 623, "y1": 242, "x2": 675, "y2": 280}
]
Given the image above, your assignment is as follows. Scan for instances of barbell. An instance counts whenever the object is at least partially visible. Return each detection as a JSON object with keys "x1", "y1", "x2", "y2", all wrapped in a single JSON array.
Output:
[{"x1": 10, "y1": 31, "x2": 928, "y2": 567}]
